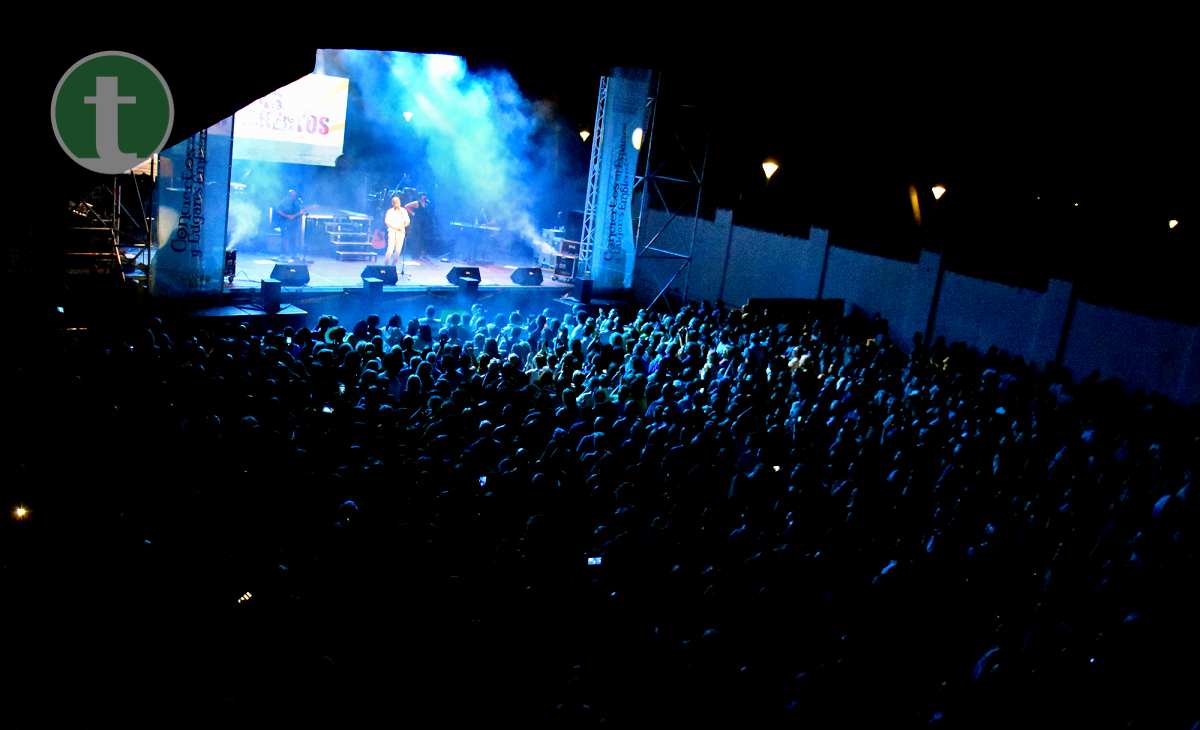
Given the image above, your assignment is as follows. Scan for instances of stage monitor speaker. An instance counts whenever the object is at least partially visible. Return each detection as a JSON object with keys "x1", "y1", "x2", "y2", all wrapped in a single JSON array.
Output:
[
  {"x1": 573, "y1": 277, "x2": 593, "y2": 303},
  {"x1": 447, "y1": 266, "x2": 481, "y2": 289},
  {"x1": 360, "y1": 265, "x2": 398, "y2": 285},
  {"x1": 270, "y1": 263, "x2": 309, "y2": 287},
  {"x1": 261, "y1": 278, "x2": 282, "y2": 314},
  {"x1": 510, "y1": 267, "x2": 543, "y2": 286}
]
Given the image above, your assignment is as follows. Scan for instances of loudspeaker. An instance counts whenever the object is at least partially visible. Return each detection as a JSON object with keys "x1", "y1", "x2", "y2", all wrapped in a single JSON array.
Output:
[
  {"x1": 510, "y1": 267, "x2": 543, "y2": 286},
  {"x1": 224, "y1": 250, "x2": 237, "y2": 281},
  {"x1": 261, "y1": 278, "x2": 282, "y2": 314},
  {"x1": 559, "y1": 239, "x2": 581, "y2": 257},
  {"x1": 573, "y1": 277, "x2": 593, "y2": 303},
  {"x1": 555, "y1": 256, "x2": 576, "y2": 278},
  {"x1": 270, "y1": 263, "x2": 310, "y2": 286},
  {"x1": 360, "y1": 265, "x2": 398, "y2": 285},
  {"x1": 563, "y1": 210, "x2": 585, "y2": 239},
  {"x1": 447, "y1": 266, "x2": 481, "y2": 289}
]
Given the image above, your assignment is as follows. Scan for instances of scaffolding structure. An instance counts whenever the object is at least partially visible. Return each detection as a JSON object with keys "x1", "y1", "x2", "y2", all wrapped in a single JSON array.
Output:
[
  {"x1": 576, "y1": 76, "x2": 607, "y2": 280},
  {"x1": 631, "y1": 74, "x2": 709, "y2": 312}
]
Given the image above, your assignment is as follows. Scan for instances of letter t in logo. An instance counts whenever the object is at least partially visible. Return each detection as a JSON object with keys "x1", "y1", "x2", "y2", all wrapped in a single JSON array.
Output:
[{"x1": 84, "y1": 76, "x2": 138, "y2": 171}]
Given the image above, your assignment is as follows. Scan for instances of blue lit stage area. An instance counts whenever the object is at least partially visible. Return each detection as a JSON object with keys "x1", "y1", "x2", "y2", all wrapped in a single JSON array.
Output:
[{"x1": 148, "y1": 49, "x2": 591, "y2": 307}]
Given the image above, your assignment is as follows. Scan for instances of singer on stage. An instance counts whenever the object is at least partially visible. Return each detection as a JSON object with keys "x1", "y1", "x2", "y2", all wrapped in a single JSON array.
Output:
[{"x1": 384, "y1": 195, "x2": 411, "y2": 266}]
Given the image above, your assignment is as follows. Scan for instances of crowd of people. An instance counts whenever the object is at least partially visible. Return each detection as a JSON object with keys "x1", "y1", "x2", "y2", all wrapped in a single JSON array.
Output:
[{"x1": 7, "y1": 297, "x2": 1196, "y2": 725}]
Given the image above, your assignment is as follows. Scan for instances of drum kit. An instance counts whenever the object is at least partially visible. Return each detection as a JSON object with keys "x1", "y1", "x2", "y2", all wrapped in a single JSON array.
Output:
[
  {"x1": 367, "y1": 169, "x2": 425, "y2": 209},
  {"x1": 367, "y1": 185, "x2": 420, "y2": 206}
]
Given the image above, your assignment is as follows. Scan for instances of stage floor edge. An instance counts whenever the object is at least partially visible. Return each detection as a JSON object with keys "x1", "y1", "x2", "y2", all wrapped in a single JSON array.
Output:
[{"x1": 227, "y1": 255, "x2": 569, "y2": 293}]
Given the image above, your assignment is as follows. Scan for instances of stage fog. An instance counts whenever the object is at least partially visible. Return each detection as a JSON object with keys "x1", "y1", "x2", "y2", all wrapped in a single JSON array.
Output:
[{"x1": 226, "y1": 49, "x2": 584, "y2": 270}]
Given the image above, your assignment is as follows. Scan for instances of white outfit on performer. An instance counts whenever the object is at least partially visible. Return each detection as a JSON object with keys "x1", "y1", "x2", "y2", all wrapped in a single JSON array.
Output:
[{"x1": 385, "y1": 206, "x2": 411, "y2": 261}]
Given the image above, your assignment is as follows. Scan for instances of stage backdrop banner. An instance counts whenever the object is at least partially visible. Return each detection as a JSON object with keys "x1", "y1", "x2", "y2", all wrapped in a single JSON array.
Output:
[
  {"x1": 152, "y1": 116, "x2": 234, "y2": 298},
  {"x1": 232, "y1": 73, "x2": 349, "y2": 167},
  {"x1": 590, "y1": 68, "x2": 651, "y2": 294}
]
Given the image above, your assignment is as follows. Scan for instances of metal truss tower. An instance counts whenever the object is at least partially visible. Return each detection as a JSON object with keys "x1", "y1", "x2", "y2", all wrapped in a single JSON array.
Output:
[
  {"x1": 577, "y1": 77, "x2": 607, "y2": 280},
  {"x1": 632, "y1": 74, "x2": 709, "y2": 312}
]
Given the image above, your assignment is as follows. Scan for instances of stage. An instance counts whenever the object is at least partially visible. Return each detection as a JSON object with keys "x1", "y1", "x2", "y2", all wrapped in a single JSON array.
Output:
[
  {"x1": 203, "y1": 252, "x2": 588, "y2": 332},
  {"x1": 226, "y1": 253, "x2": 570, "y2": 294}
]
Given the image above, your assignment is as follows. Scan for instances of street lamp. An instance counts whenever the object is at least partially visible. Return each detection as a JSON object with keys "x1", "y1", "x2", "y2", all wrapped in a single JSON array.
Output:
[{"x1": 762, "y1": 159, "x2": 780, "y2": 181}]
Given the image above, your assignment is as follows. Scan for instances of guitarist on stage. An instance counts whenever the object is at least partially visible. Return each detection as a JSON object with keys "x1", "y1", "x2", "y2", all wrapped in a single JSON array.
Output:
[{"x1": 276, "y1": 189, "x2": 305, "y2": 262}]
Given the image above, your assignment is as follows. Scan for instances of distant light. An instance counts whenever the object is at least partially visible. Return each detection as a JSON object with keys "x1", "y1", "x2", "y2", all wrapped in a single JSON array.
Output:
[
  {"x1": 631, "y1": 127, "x2": 644, "y2": 151},
  {"x1": 1073, "y1": 202, "x2": 1079, "y2": 207},
  {"x1": 1168, "y1": 219, "x2": 1179, "y2": 229},
  {"x1": 909, "y1": 185, "x2": 922, "y2": 226},
  {"x1": 579, "y1": 130, "x2": 590, "y2": 142},
  {"x1": 13, "y1": 505, "x2": 28, "y2": 520},
  {"x1": 931, "y1": 185, "x2": 947, "y2": 201},
  {"x1": 762, "y1": 159, "x2": 780, "y2": 181},
  {"x1": 403, "y1": 111, "x2": 413, "y2": 123},
  {"x1": 237, "y1": 591, "x2": 253, "y2": 604}
]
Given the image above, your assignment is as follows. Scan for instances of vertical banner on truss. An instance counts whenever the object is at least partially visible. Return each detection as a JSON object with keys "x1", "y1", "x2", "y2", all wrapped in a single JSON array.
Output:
[
  {"x1": 151, "y1": 116, "x2": 234, "y2": 297},
  {"x1": 588, "y1": 68, "x2": 651, "y2": 294}
]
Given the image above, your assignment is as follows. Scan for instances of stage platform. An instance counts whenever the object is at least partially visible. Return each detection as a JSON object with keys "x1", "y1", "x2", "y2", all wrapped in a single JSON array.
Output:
[
  {"x1": 227, "y1": 254, "x2": 569, "y2": 294},
  {"x1": 205, "y1": 253, "x2": 593, "y2": 332}
]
